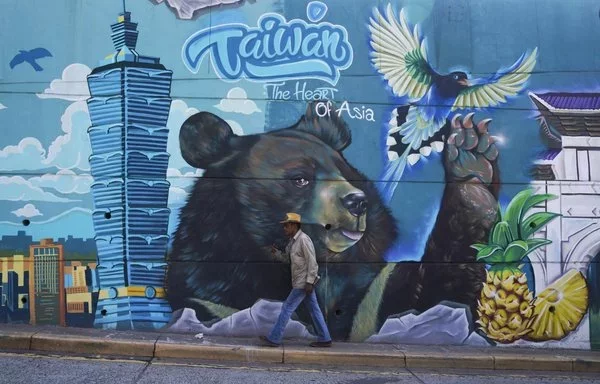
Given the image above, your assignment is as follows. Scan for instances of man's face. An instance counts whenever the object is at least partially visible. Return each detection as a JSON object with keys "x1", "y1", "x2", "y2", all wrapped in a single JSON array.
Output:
[{"x1": 282, "y1": 222, "x2": 297, "y2": 237}]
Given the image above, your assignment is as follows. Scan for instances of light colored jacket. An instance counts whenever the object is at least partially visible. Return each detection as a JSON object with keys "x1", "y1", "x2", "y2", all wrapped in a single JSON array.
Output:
[{"x1": 276, "y1": 229, "x2": 319, "y2": 289}]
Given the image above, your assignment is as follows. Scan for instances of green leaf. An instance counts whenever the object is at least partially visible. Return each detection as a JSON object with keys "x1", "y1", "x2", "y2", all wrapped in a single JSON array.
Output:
[
  {"x1": 470, "y1": 243, "x2": 488, "y2": 252},
  {"x1": 521, "y1": 212, "x2": 561, "y2": 239},
  {"x1": 475, "y1": 246, "x2": 504, "y2": 264},
  {"x1": 503, "y1": 240, "x2": 529, "y2": 263},
  {"x1": 490, "y1": 264, "x2": 522, "y2": 275},
  {"x1": 488, "y1": 205, "x2": 503, "y2": 244},
  {"x1": 491, "y1": 221, "x2": 513, "y2": 248},
  {"x1": 497, "y1": 202, "x2": 503, "y2": 221},
  {"x1": 521, "y1": 193, "x2": 558, "y2": 220},
  {"x1": 503, "y1": 189, "x2": 534, "y2": 239},
  {"x1": 526, "y1": 238, "x2": 552, "y2": 253}
]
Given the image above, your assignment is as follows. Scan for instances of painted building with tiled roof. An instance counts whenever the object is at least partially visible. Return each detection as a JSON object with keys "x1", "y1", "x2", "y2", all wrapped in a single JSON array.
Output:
[{"x1": 527, "y1": 91, "x2": 600, "y2": 349}]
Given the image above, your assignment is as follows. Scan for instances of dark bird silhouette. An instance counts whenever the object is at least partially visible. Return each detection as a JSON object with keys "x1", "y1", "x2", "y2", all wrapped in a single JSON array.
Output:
[
  {"x1": 9, "y1": 48, "x2": 53, "y2": 71},
  {"x1": 369, "y1": 4, "x2": 537, "y2": 201}
]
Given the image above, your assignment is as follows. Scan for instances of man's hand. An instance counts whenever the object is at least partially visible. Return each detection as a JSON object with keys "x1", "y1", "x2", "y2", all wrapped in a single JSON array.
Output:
[
  {"x1": 271, "y1": 244, "x2": 278, "y2": 255},
  {"x1": 305, "y1": 283, "x2": 314, "y2": 294}
]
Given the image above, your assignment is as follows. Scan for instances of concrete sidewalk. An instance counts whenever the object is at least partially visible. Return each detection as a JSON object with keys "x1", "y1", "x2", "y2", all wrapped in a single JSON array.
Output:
[{"x1": 1, "y1": 324, "x2": 599, "y2": 373}]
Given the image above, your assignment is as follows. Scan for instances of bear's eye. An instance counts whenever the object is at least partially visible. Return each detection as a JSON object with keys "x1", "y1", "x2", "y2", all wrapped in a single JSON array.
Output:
[{"x1": 293, "y1": 177, "x2": 310, "y2": 188}]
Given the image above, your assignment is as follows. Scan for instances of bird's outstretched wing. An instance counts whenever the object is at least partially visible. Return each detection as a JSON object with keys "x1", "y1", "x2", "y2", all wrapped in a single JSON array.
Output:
[
  {"x1": 9, "y1": 53, "x2": 25, "y2": 69},
  {"x1": 369, "y1": 4, "x2": 436, "y2": 100},
  {"x1": 452, "y1": 47, "x2": 538, "y2": 111},
  {"x1": 29, "y1": 47, "x2": 53, "y2": 59}
]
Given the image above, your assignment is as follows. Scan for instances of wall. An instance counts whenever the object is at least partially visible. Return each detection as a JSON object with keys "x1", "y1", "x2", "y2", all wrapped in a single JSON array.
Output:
[{"x1": 0, "y1": 0, "x2": 598, "y2": 349}]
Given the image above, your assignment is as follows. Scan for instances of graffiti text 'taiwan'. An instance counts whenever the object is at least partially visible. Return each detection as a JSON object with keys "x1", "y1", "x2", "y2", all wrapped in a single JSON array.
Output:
[{"x1": 182, "y1": 13, "x2": 354, "y2": 85}]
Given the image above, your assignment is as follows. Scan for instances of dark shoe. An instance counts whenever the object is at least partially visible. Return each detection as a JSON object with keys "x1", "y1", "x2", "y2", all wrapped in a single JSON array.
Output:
[
  {"x1": 309, "y1": 340, "x2": 332, "y2": 348},
  {"x1": 259, "y1": 336, "x2": 280, "y2": 347}
]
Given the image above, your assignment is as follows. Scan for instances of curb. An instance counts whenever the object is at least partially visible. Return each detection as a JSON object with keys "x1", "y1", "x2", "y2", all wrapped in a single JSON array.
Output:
[
  {"x1": 0, "y1": 327, "x2": 33, "y2": 351},
  {"x1": 0, "y1": 325, "x2": 599, "y2": 372},
  {"x1": 285, "y1": 343, "x2": 403, "y2": 368},
  {"x1": 155, "y1": 334, "x2": 284, "y2": 364},
  {"x1": 30, "y1": 333, "x2": 156, "y2": 358}
]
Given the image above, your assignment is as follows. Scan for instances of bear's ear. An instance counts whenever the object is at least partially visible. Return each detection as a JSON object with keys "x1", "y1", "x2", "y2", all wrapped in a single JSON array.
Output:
[
  {"x1": 295, "y1": 101, "x2": 352, "y2": 151},
  {"x1": 179, "y1": 112, "x2": 235, "y2": 169}
]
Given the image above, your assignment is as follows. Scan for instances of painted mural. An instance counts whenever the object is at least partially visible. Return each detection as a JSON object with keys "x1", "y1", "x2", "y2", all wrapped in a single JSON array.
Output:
[{"x1": 0, "y1": 0, "x2": 598, "y2": 350}]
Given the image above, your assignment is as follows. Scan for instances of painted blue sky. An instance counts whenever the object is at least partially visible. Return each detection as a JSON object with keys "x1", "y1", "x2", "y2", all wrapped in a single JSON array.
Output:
[
  {"x1": 0, "y1": 0, "x2": 280, "y2": 242},
  {"x1": 0, "y1": 0, "x2": 599, "y2": 261}
]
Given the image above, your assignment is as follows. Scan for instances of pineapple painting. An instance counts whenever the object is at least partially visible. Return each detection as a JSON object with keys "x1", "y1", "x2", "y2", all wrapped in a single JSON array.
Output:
[
  {"x1": 471, "y1": 189, "x2": 588, "y2": 344},
  {"x1": 526, "y1": 269, "x2": 589, "y2": 341}
]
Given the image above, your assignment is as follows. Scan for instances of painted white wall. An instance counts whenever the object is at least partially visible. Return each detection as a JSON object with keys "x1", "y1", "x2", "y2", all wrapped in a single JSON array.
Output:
[{"x1": 529, "y1": 135, "x2": 600, "y2": 349}]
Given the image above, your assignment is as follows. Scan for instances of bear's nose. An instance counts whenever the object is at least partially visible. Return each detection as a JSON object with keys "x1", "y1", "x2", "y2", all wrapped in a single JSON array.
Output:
[{"x1": 340, "y1": 193, "x2": 368, "y2": 217}]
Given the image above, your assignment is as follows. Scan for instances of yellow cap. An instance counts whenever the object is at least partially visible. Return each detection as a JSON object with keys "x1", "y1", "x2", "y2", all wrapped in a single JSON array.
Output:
[{"x1": 280, "y1": 213, "x2": 301, "y2": 224}]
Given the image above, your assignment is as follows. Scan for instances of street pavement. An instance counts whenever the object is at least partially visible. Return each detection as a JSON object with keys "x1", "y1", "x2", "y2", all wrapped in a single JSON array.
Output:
[{"x1": 1, "y1": 352, "x2": 600, "y2": 384}]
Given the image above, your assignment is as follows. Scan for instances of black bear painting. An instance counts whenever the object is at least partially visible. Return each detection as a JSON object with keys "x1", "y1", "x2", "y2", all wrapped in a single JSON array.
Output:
[{"x1": 167, "y1": 101, "x2": 500, "y2": 341}]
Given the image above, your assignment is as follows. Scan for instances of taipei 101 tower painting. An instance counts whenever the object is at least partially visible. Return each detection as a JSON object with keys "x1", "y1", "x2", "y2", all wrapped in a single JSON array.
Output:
[{"x1": 86, "y1": 0, "x2": 174, "y2": 330}]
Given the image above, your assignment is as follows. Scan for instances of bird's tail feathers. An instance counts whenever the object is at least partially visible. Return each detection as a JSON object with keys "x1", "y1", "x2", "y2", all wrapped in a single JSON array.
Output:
[
  {"x1": 388, "y1": 106, "x2": 444, "y2": 167},
  {"x1": 379, "y1": 146, "x2": 411, "y2": 203},
  {"x1": 381, "y1": 105, "x2": 448, "y2": 202}
]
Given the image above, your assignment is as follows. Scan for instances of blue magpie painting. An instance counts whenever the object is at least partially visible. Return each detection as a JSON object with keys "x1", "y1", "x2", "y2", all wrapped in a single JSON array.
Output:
[
  {"x1": 9, "y1": 48, "x2": 53, "y2": 72},
  {"x1": 369, "y1": 4, "x2": 537, "y2": 201}
]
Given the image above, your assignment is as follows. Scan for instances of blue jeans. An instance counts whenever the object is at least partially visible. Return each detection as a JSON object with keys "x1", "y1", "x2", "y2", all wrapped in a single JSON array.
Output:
[{"x1": 267, "y1": 288, "x2": 332, "y2": 344}]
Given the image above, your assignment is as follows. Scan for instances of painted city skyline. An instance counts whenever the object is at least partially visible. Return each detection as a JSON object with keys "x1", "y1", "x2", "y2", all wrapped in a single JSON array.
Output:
[{"x1": 0, "y1": 238, "x2": 98, "y2": 327}]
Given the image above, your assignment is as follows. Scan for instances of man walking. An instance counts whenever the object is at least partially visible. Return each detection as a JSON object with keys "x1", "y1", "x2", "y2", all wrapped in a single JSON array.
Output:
[{"x1": 260, "y1": 213, "x2": 332, "y2": 348}]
